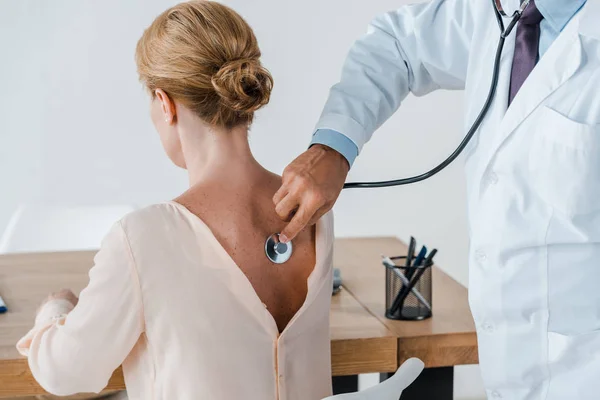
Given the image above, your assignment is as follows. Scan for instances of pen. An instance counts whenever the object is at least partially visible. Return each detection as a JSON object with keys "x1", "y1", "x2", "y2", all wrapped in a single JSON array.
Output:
[
  {"x1": 398, "y1": 245, "x2": 427, "y2": 310},
  {"x1": 405, "y1": 237, "x2": 416, "y2": 269},
  {"x1": 382, "y1": 256, "x2": 431, "y2": 311},
  {"x1": 404, "y1": 238, "x2": 419, "y2": 283},
  {"x1": 396, "y1": 249, "x2": 437, "y2": 312},
  {"x1": 393, "y1": 259, "x2": 434, "y2": 314},
  {"x1": 422, "y1": 249, "x2": 438, "y2": 268},
  {"x1": 0, "y1": 294, "x2": 7, "y2": 314},
  {"x1": 413, "y1": 246, "x2": 427, "y2": 268}
]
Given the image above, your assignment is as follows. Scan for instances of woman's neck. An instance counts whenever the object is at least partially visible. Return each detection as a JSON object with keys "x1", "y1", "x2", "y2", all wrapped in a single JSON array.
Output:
[{"x1": 179, "y1": 121, "x2": 265, "y2": 188}]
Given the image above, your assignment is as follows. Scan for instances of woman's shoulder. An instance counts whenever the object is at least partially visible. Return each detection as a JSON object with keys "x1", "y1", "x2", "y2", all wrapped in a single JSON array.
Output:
[
  {"x1": 109, "y1": 201, "x2": 210, "y2": 262},
  {"x1": 116, "y1": 201, "x2": 197, "y2": 238}
]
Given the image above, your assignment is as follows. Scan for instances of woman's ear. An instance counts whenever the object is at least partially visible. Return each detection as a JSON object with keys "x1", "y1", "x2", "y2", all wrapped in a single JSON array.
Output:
[{"x1": 155, "y1": 89, "x2": 177, "y2": 124}]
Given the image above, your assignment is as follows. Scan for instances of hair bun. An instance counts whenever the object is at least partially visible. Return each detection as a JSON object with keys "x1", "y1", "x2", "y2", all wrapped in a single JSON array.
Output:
[{"x1": 211, "y1": 58, "x2": 273, "y2": 115}]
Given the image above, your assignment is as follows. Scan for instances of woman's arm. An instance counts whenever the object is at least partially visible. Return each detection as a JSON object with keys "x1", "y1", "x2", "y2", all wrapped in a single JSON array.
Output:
[{"x1": 17, "y1": 221, "x2": 144, "y2": 396}]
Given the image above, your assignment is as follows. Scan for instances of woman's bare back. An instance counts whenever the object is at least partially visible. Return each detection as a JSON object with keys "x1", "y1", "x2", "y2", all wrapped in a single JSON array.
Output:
[{"x1": 175, "y1": 170, "x2": 316, "y2": 333}]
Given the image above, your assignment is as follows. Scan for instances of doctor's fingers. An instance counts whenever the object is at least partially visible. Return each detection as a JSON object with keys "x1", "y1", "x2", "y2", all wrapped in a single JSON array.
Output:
[
  {"x1": 276, "y1": 188, "x2": 327, "y2": 240},
  {"x1": 275, "y1": 192, "x2": 298, "y2": 222},
  {"x1": 272, "y1": 186, "x2": 287, "y2": 207},
  {"x1": 280, "y1": 201, "x2": 325, "y2": 243},
  {"x1": 274, "y1": 171, "x2": 327, "y2": 225}
]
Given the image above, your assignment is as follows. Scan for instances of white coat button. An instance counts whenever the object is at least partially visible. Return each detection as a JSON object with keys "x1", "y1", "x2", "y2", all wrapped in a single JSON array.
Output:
[
  {"x1": 486, "y1": 172, "x2": 499, "y2": 186},
  {"x1": 490, "y1": 390, "x2": 502, "y2": 398},
  {"x1": 481, "y1": 321, "x2": 495, "y2": 333},
  {"x1": 475, "y1": 249, "x2": 488, "y2": 264}
]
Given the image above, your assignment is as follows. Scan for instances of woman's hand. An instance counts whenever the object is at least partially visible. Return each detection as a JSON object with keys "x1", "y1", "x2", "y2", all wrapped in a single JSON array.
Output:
[
  {"x1": 274, "y1": 145, "x2": 349, "y2": 242},
  {"x1": 42, "y1": 289, "x2": 79, "y2": 308}
]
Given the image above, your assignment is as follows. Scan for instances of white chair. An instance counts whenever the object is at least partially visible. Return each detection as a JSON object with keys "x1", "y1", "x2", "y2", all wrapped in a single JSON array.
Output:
[
  {"x1": 323, "y1": 358, "x2": 424, "y2": 400},
  {"x1": 0, "y1": 204, "x2": 136, "y2": 254}
]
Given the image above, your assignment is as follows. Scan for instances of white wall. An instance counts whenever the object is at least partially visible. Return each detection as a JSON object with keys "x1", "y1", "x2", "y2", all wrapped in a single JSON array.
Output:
[{"x1": 0, "y1": 1, "x2": 482, "y2": 398}]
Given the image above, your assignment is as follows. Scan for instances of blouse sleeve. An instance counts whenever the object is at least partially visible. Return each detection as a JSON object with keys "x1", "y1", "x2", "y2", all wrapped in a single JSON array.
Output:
[{"x1": 16, "y1": 220, "x2": 144, "y2": 396}]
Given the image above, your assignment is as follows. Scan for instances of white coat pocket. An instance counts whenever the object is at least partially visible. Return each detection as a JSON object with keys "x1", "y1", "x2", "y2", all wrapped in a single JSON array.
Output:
[{"x1": 528, "y1": 106, "x2": 600, "y2": 216}]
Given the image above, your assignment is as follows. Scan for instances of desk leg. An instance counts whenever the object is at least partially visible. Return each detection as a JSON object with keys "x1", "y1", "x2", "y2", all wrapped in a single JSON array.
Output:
[
  {"x1": 380, "y1": 367, "x2": 453, "y2": 400},
  {"x1": 332, "y1": 375, "x2": 358, "y2": 394}
]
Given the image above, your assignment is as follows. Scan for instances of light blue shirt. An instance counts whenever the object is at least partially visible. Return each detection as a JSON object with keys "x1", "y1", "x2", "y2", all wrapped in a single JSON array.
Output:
[{"x1": 311, "y1": 0, "x2": 587, "y2": 167}]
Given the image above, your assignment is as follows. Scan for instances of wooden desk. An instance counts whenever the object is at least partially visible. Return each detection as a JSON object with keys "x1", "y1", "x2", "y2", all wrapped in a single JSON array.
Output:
[
  {"x1": 335, "y1": 237, "x2": 478, "y2": 399},
  {"x1": 0, "y1": 248, "x2": 397, "y2": 398},
  {"x1": 0, "y1": 237, "x2": 477, "y2": 399},
  {"x1": 335, "y1": 237, "x2": 478, "y2": 367}
]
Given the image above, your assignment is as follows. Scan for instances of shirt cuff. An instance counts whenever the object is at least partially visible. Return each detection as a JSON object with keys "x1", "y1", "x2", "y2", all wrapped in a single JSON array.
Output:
[
  {"x1": 35, "y1": 299, "x2": 75, "y2": 327},
  {"x1": 310, "y1": 129, "x2": 359, "y2": 168},
  {"x1": 17, "y1": 299, "x2": 75, "y2": 357}
]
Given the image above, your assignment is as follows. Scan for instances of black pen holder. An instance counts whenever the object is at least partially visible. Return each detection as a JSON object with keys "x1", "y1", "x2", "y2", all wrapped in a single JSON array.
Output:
[{"x1": 384, "y1": 257, "x2": 433, "y2": 321}]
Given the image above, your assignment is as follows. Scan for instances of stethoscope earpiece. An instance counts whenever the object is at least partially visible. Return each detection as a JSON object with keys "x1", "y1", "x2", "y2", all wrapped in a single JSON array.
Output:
[{"x1": 265, "y1": 233, "x2": 293, "y2": 264}]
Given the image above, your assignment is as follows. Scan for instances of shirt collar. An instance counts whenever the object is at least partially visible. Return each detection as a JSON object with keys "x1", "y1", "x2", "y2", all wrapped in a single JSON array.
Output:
[{"x1": 536, "y1": 0, "x2": 587, "y2": 32}]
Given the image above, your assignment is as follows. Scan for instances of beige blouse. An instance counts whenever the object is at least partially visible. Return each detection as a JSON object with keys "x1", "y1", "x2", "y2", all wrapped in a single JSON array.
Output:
[{"x1": 17, "y1": 202, "x2": 334, "y2": 400}]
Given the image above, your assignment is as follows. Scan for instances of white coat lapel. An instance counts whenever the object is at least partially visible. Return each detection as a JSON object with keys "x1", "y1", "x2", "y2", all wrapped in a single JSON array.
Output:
[{"x1": 483, "y1": 10, "x2": 583, "y2": 166}]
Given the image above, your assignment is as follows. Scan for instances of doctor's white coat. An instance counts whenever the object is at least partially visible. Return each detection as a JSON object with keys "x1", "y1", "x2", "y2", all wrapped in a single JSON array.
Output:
[{"x1": 315, "y1": 1, "x2": 600, "y2": 399}]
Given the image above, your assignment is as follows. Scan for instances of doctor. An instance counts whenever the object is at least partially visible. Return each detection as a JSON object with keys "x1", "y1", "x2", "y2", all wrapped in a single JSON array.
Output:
[{"x1": 274, "y1": 0, "x2": 600, "y2": 399}]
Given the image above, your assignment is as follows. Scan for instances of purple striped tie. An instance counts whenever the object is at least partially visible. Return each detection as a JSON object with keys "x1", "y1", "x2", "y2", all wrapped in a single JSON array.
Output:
[{"x1": 508, "y1": 0, "x2": 544, "y2": 105}]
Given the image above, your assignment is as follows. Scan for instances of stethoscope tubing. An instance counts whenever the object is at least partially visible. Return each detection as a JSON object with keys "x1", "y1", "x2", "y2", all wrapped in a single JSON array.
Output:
[{"x1": 342, "y1": 0, "x2": 526, "y2": 189}]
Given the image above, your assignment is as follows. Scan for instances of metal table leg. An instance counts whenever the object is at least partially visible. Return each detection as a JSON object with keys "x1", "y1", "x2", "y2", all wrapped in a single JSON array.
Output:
[
  {"x1": 381, "y1": 366, "x2": 454, "y2": 400},
  {"x1": 332, "y1": 375, "x2": 359, "y2": 394}
]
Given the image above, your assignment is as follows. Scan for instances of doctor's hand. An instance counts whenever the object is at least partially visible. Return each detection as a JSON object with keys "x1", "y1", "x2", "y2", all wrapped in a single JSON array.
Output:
[{"x1": 274, "y1": 144, "x2": 349, "y2": 242}]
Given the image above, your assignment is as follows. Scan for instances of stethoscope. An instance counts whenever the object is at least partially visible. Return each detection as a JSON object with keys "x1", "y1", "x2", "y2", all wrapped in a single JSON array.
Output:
[{"x1": 265, "y1": 0, "x2": 531, "y2": 263}]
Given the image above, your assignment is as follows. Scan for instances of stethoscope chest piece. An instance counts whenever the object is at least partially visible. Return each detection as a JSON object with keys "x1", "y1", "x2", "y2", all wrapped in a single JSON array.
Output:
[{"x1": 265, "y1": 233, "x2": 293, "y2": 264}]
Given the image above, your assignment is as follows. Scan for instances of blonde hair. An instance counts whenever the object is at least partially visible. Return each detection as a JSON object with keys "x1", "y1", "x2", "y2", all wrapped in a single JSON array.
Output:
[{"x1": 135, "y1": 1, "x2": 273, "y2": 128}]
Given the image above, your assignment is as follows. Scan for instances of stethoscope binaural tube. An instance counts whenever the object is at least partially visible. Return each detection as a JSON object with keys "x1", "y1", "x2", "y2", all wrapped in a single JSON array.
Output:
[
  {"x1": 342, "y1": 0, "x2": 529, "y2": 190},
  {"x1": 266, "y1": 0, "x2": 530, "y2": 264},
  {"x1": 494, "y1": 0, "x2": 531, "y2": 18}
]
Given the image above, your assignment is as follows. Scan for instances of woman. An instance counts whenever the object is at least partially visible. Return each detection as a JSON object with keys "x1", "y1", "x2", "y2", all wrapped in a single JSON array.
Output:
[{"x1": 16, "y1": 2, "x2": 334, "y2": 399}]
